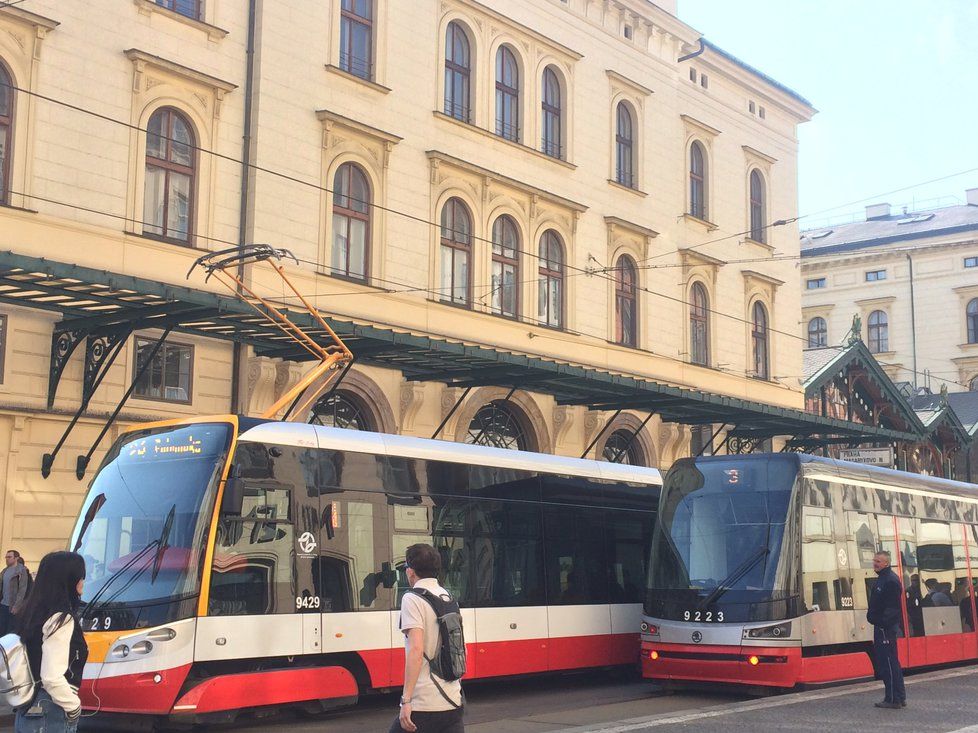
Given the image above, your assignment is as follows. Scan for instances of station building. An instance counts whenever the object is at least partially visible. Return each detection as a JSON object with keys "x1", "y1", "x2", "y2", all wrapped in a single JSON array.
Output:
[{"x1": 0, "y1": 0, "x2": 833, "y2": 561}]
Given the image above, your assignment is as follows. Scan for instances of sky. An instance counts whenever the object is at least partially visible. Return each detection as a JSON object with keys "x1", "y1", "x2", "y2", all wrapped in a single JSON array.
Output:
[{"x1": 678, "y1": 1, "x2": 978, "y2": 228}]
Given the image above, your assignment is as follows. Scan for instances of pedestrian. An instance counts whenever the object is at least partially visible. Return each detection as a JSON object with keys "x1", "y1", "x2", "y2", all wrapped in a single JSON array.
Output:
[
  {"x1": 1, "y1": 549, "x2": 29, "y2": 636},
  {"x1": 13, "y1": 551, "x2": 89, "y2": 733},
  {"x1": 391, "y1": 543, "x2": 464, "y2": 733},
  {"x1": 867, "y1": 550, "x2": 906, "y2": 709}
]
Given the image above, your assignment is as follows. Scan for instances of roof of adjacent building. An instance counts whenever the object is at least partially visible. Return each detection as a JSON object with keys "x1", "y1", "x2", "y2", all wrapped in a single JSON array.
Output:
[
  {"x1": 801, "y1": 204, "x2": 978, "y2": 257},
  {"x1": 947, "y1": 392, "x2": 978, "y2": 435},
  {"x1": 910, "y1": 394, "x2": 973, "y2": 443}
]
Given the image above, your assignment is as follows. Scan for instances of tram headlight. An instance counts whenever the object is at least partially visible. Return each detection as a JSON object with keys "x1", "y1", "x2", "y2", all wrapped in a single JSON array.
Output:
[
  {"x1": 131, "y1": 641, "x2": 153, "y2": 655},
  {"x1": 110, "y1": 644, "x2": 130, "y2": 660},
  {"x1": 744, "y1": 622, "x2": 791, "y2": 640}
]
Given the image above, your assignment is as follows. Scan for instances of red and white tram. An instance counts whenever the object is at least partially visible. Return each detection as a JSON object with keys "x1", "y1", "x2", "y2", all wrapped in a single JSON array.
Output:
[
  {"x1": 642, "y1": 453, "x2": 978, "y2": 689},
  {"x1": 70, "y1": 415, "x2": 660, "y2": 725}
]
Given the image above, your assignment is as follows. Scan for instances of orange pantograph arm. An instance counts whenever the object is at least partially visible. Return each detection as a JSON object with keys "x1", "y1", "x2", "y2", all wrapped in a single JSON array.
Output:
[{"x1": 189, "y1": 246, "x2": 353, "y2": 421}]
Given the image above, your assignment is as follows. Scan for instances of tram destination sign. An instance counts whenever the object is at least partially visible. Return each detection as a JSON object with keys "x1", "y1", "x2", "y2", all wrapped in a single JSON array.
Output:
[{"x1": 838, "y1": 447, "x2": 894, "y2": 468}]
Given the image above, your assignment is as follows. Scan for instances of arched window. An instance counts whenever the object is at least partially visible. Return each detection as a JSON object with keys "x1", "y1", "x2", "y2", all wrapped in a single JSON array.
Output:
[
  {"x1": 331, "y1": 162, "x2": 371, "y2": 281},
  {"x1": 310, "y1": 391, "x2": 374, "y2": 431},
  {"x1": 808, "y1": 317, "x2": 827, "y2": 348},
  {"x1": 490, "y1": 215, "x2": 520, "y2": 318},
  {"x1": 689, "y1": 282, "x2": 709, "y2": 366},
  {"x1": 495, "y1": 46, "x2": 520, "y2": 142},
  {"x1": 340, "y1": 0, "x2": 373, "y2": 80},
  {"x1": 968, "y1": 298, "x2": 978, "y2": 344},
  {"x1": 614, "y1": 255, "x2": 638, "y2": 347},
  {"x1": 971, "y1": 375, "x2": 978, "y2": 392},
  {"x1": 602, "y1": 429, "x2": 645, "y2": 465},
  {"x1": 466, "y1": 400, "x2": 529, "y2": 450},
  {"x1": 689, "y1": 141, "x2": 707, "y2": 220},
  {"x1": 444, "y1": 21, "x2": 471, "y2": 122},
  {"x1": 752, "y1": 301, "x2": 769, "y2": 379},
  {"x1": 144, "y1": 107, "x2": 195, "y2": 243},
  {"x1": 541, "y1": 66, "x2": 562, "y2": 158},
  {"x1": 440, "y1": 197, "x2": 472, "y2": 306},
  {"x1": 749, "y1": 169, "x2": 766, "y2": 243},
  {"x1": 538, "y1": 230, "x2": 564, "y2": 328},
  {"x1": 0, "y1": 63, "x2": 13, "y2": 205},
  {"x1": 615, "y1": 102, "x2": 634, "y2": 188},
  {"x1": 868, "y1": 310, "x2": 889, "y2": 353}
]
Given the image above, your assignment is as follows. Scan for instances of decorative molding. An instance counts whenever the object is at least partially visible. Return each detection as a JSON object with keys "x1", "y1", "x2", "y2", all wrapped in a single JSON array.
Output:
[
  {"x1": 317, "y1": 109, "x2": 402, "y2": 170},
  {"x1": 447, "y1": 0, "x2": 583, "y2": 62},
  {"x1": 399, "y1": 382, "x2": 427, "y2": 432},
  {"x1": 681, "y1": 113, "x2": 722, "y2": 138},
  {"x1": 552, "y1": 404, "x2": 576, "y2": 445},
  {"x1": 854, "y1": 295, "x2": 897, "y2": 307},
  {"x1": 427, "y1": 150, "x2": 588, "y2": 214},
  {"x1": 606, "y1": 69, "x2": 654, "y2": 98},
  {"x1": 742, "y1": 144, "x2": 777, "y2": 166},
  {"x1": 246, "y1": 356, "x2": 280, "y2": 416},
  {"x1": 324, "y1": 64, "x2": 393, "y2": 94},
  {"x1": 131, "y1": 0, "x2": 229, "y2": 41},
  {"x1": 124, "y1": 48, "x2": 236, "y2": 117}
]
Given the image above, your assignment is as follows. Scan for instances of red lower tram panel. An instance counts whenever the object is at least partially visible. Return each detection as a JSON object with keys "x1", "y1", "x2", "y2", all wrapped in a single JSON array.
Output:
[
  {"x1": 640, "y1": 641, "x2": 879, "y2": 688},
  {"x1": 81, "y1": 664, "x2": 192, "y2": 715}
]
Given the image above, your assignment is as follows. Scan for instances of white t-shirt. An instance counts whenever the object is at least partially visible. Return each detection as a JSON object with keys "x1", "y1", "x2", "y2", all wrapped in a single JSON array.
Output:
[{"x1": 400, "y1": 577, "x2": 463, "y2": 712}]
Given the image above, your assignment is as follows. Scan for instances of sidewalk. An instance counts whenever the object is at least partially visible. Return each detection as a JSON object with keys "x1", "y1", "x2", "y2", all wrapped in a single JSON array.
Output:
[{"x1": 551, "y1": 666, "x2": 978, "y2": 733}]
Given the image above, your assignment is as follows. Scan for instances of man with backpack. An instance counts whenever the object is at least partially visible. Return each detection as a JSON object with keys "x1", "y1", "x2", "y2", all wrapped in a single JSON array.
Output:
[
  {"x1": 1, "y1": 550, "x2": 29, "y2": 636},
  {"x1": 391, "y1": 543, "x2": 465, "y2": 733}
]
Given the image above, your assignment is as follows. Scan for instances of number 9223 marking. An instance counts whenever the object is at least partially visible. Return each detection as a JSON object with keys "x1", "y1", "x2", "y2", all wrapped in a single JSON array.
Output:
[{"x1": 683, "y1": 610, "x2": 724, "y2": 622}]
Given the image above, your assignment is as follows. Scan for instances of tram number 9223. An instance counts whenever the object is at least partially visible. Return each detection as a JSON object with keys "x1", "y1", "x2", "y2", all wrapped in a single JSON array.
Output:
[{"x1": 683, "y1": 610, "x2": 724, "y2": 622}]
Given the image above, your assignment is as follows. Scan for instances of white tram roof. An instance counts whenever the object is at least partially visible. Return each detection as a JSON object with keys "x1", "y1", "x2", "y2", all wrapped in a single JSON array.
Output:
[{"x1": 238, "y1": 422, "x2": 662, "y2": 486}]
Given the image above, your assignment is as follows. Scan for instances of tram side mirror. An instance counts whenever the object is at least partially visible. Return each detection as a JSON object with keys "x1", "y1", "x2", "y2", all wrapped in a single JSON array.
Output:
[
  {"x1": 221, "y1": 478, "x2": 245, "y2": 516},
  {"x1": 381, "y1": 561, "x2": 397, "y2": 589}
]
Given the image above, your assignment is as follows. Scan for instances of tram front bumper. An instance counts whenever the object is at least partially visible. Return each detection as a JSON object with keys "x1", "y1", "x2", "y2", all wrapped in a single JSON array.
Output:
[{"x1": 641, "y1": 640, "x2": 800, "y2": 687}]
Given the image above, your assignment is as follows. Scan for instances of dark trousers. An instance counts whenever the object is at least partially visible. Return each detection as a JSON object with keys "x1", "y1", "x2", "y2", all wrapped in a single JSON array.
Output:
[
  {"x1": 873, "y1": 625, "x2": 906, "y2": 703},
  {"x1": 389, "y1": 706, "x2": 464, "y2": 733},
  {"x1": 0, "y1": 603, "x2": 11, "y2": 637}
]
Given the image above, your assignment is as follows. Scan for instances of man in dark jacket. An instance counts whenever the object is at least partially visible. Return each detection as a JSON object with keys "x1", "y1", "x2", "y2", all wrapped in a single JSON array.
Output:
[{"x1": 867, "y1": 551, "x2": 906, "y2": 709}]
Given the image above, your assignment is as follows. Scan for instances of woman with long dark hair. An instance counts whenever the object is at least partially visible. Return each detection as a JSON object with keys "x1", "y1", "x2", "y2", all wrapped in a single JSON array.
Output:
[{"x1": 13, "y1": 551, "x2": 88, "y2": 733}]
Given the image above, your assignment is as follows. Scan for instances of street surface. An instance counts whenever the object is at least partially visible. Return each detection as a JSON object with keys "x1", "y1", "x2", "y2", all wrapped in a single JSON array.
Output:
[{"x1": 5, "y1": 665, "x2": 978, "y2": 731}]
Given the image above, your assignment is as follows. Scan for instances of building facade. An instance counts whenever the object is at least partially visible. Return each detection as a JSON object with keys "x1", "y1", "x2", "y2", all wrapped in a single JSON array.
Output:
[
  {"x1": 801, "y1": 192, "x2": 978, "y2": 394},
  {"x1": 0, "y1": 0, "x2": 813, "y2": 561}
]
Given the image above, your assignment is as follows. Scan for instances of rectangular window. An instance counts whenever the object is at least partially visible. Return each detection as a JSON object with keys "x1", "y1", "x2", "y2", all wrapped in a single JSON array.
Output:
[
  {"x1": 133, "y1": 338, "x2": 193, "y2": 403},
  {"x1": 155, "y1": 0, "x2": 202, "y2": 20},
  {"x1": 865, "y1": 270, "x2": 886, "y2": 282},
  {"x1": 965, "y1": 256, "x2": 978, "y2": 268},
  {"x1": 806, "y1": 277, "x2": 826, "y2": 290},
  {"x1": 340, "y1": 0, "x2": 373, "y2": 80}
]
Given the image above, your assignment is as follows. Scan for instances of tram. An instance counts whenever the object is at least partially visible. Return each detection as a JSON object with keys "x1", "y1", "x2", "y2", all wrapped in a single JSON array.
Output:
[
  {"x1": 641, "y1": 453, "x2": 978, "y2": 689},
  {"x1": 70, "y1": 415, "x2": 661, "y2": 725}
]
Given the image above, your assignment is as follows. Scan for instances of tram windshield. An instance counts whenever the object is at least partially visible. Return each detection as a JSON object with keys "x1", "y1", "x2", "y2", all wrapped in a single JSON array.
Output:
[
  {"x1": 70, "y1": 423, "x2": 231, "y2": 622},
  {"x1": 646, "y1": 455, "x2": 798, "y2": 623}
]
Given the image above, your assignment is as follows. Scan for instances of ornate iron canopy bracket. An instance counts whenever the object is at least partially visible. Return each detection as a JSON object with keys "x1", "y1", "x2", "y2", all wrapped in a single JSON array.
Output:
[{"x1": 47, "y1": 328, "x2": 85, "y2": 409}]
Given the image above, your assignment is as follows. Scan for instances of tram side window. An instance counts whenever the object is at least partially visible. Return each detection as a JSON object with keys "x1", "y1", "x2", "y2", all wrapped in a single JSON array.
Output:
[
  {"x1": 802, "y1": 507, "x2": 836, "y2": 612},
  {"x1": 209, "y1": 485, "x2": 294, "y2": 616},
  {"x1": 606, "y1": 509, "x2": 651, "y2": 603},
  {"x1": 318, "y1": 493, "x2": 394, "y2": 612},
  {"x1": 895, "y1": 517, "x2": 922, "y2": 637},
  {"x1": 469, "y1": 499, "x2": 545, "y2": 607},
  {"x1": 545, "y1": 504, "x2": 609, "y2": 605},
  {"x1": 952, "y1": 524, "x2": 973, "y2": 632},
  {"x1": 915, "y1": 519, "x2": 961, "y2": 635},
  {"x1": 845, "y1": 512, "x2": 879, "y2": 610},
  {"x1": 965, "y1": 526, "x2": 978, "y2": 632}
]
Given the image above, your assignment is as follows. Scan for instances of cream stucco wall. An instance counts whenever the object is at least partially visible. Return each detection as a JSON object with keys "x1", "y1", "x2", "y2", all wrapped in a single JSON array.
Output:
[{"x1": 0, "y1": 0, "x2": 812, "y2": 563}]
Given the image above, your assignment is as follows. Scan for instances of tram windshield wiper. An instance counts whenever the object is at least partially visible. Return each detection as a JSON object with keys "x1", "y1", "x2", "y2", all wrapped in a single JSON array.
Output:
[{"x1": 696, "y1": 546, "x2": 769, "y2": 611}]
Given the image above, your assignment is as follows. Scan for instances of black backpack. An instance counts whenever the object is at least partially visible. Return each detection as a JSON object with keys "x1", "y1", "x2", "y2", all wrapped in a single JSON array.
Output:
[{"x1": 406, "y1": 587, "x2": 467, "y2": 687}]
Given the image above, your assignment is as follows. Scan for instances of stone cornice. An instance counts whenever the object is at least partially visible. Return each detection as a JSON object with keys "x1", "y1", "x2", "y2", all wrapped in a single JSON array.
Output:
[
  {"x1": 124, "y1": 49, "x2": 236, "y2": 93},
  {"x1": 606, "y1": 69, "x2": 654, "y2": 98}
]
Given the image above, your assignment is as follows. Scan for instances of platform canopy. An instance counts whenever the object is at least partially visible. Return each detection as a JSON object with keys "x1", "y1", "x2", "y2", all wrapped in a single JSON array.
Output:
[{"x1": 0, "y1": 250, "x2": 919, "y2": 446}]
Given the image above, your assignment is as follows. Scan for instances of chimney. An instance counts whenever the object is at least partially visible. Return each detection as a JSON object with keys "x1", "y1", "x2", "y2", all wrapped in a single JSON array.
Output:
[
  {"x1": 967, "y1": 188, "x2": 978, "y2": 206},
  {"x1": 865, "y1": 203, "x2": 891, "y2": 220}
]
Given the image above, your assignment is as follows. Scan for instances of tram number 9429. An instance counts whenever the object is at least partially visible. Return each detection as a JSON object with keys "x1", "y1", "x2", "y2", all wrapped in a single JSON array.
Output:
[
  {"x1": 683, "y1": 610, "x2": 724, "y2": 622},
  {"x1": 295, "y1": 596, "x2": 321, "y2": 610}
]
